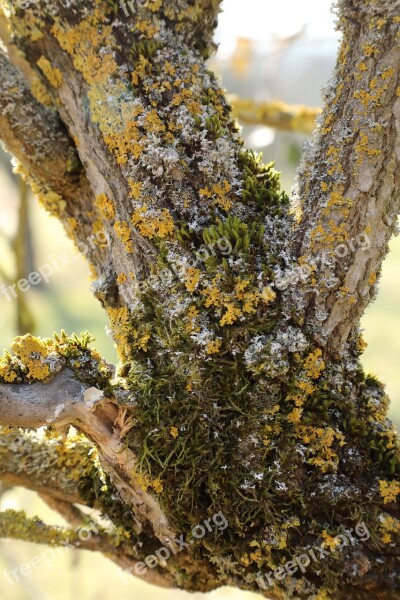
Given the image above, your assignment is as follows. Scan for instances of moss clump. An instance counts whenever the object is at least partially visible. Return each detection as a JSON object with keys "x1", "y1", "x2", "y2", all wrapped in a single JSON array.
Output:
[
  {"x1": 130, "y1": 40, "x2": 164, "y2": 62},
  {"x1": 239, "y1": 149, "x2": 290, "y2": 213},
  {"x1": 202, "y1": 216, "x2": 265, "y2": 259}
]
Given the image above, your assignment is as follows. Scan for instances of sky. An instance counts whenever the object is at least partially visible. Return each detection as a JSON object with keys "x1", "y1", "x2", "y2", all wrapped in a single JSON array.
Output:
[{"x1": 216, "y1": 0, "x2": 339, "y2": 57}]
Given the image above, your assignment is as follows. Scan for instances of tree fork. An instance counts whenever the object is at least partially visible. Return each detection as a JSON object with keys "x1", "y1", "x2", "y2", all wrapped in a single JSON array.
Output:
[{"x1": 0, "y1": 1, "x2": 399, "y2": 599}]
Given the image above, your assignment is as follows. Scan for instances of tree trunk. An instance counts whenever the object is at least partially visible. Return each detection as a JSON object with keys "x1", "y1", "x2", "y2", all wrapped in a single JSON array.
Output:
[{"x1": 0, "y1": 1, "x2": 399, "y2": 598}]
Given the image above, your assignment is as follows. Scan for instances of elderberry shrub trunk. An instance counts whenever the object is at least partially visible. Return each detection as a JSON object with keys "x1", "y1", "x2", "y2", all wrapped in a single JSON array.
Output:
[{"x1": 0, "y1": 1, "x2": 399, "y2": 599}]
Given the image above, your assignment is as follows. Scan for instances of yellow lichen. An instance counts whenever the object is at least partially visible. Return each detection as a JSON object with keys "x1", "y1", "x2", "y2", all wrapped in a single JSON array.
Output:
[
  {"x1": 106, "y1": 307, "x2": 131, "y2": 359},
  {"x1": 261, "y1": 286, "x2": 276, "y2": 304},
  {"x1": 185, "y1": 306, "x2": 200, "y2": 333},
  {"x1": 135, "y1": 334, "x2": 151, "y2": 352},
  {"x1": 132, "y1": 206, "x2": 175, "y2": 239},
  {"x1": 144, "y1": 109, "x2": 165, "y2": 133},
  {"x1": 206, "y1": 339, "x2": 222, "y2": 355},
  {"x1": 0, "y1": 361, "x2": 17, "y2": 383},
  {"x1": 151, "y1": 478, "x2": 163, "y2": 493},
  {"x1": 321, "y1": 531, "x2": 342, "y2": 551},
  {"x1": 11, "y1": 334, "x2": 51, "y2": 381},
  {"x1": 128, "y1": 180, "x2": 143, "y2": 200},
  {"x1": 378, "y1": 513, "x2": 400, "y2": 543},
  {"x1": 91, "y1": 220, "x2": 107, "y2": 245},
  {"x1": 212, "y1": 180, "x2": 233, "y2": 211},
  {"x1": 134, "y1": 19, "x2": 159, "y2": 37},
  {"x1": 315, "y1": 590, "x2": 331, "y2": 600},
  {"x1": 355, "y1": 132, "x2": 381, "y2": 161},
  {"x1": 37, "y1": 56, "x2": 63, "y2": 88},
  {"x1": 381, "y1": 66, "x2": 395, "y2": 80},
  {"x1": 96, "y1": 193, "x2": 115, "y2": 221},
  {"x1": 14, "y1": 10, "x2": 44, "y2": 41},
  {"x1": 295, "y1": 425, "x2": 345, "y2": 472},
  {"x1": 287, "y1": 408, "x2": 303, "y2": 423},
  {"x1": 201, "y1": 276, "x2": 275, "y2": 327},
  {"x1": 185, "y1": 268, "x2": 201, "y2": 292},
  {"x1": 357, "y1": 335, "x2": 368, "y2": 352},
  {"x1": 199, "y1": 188, "x2": 212, "y2": 198},
  {"x1": 31, "y1": 185, "x2": 66, "y2": 216},
  {"x1": 170, "y1": 426, "x2": 179, "y2": 439},
  {"x1": 362, "y1": 44, "x2": 378, "y2": 57},
  {"x1": 303, "y1": 349, "x2": 325, "y2": 379},
  {"x1": 146, "y1": 0, "x2": 163, "y2": 12},
  {"x1": 219, "y1": 304, "x2": 241, "y2": 326},
  {"x1": 114, "y1": 221, "x2": 134, "y2": 253},
  {"x1": 379, "y1": 480, "x2": 400, "y2": 504},
  {"x1": 30, "y1": 75, "x2": 53, "y2": 106},
  {"x1": 311, "y1": 220, "x2": 348, "y2": 250}
]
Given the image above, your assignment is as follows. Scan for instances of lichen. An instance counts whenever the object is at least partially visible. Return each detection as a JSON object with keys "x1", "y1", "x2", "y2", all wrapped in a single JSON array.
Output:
[
  {"x1": 379, "y1": 479, "x2": 400, "y2": 504},
  {"x1": 0, "y1": 331, "x2": 114, "y2": 391},
  {"x1": 4, "y1": 1, "x2": 400, "y2": 597},
  {"x1": 37, "y1": 56, "x2": 63, "y2": 88},
  {"x1": 11, "y1": 334, "x2": 51, "y2": 381}
]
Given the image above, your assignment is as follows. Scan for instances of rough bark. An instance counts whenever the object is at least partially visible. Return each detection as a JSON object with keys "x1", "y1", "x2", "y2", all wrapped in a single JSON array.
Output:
[
  {"x1": 0, "y1": 1, "x2": 399, "y2": 599},
  {"x1": 292, "y1": 0, "x2": 400, "y2": 355}
]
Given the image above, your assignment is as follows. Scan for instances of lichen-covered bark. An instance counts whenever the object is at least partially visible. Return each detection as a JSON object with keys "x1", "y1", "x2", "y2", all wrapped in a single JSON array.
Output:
[
  {"x1": 0, "y1": 46, "x2": 112, "y2": 282},
  {"x1": 292, "y1": 1, "x2": 400, "y2": 355},
  {"x1": 0, "y1": 1, "x2": 399, "y2": 599}
]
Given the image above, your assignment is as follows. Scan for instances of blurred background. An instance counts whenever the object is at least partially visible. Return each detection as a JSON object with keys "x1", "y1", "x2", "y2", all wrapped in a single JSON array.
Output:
[{"x1": 0, "y1": 0, "x2": 399, "y2": 598}]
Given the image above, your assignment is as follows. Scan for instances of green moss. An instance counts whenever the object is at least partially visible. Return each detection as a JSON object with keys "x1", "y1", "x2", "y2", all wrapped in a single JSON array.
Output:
[
  {"x1": 7, "y1": 2, "x2": 399, "y2": 596},
  {"x1": 239, "y1": 149, "x2": 290, "y2": 212},
  {"x1": 204, "y1": 114, "x2": 225, "y2": 140},
  {"x1": 119, "y1": 325, "x2": 400, "y2": 596},
  {"x1": 130, "y1": 40, "x2": 164, "y2": 62},
  {"x1": 202, "y1": 215, "x2": 265, "y2": 259}
]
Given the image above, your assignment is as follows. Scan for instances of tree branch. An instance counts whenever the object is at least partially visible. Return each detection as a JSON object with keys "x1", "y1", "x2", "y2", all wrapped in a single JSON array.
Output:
[
  {"x1": 0, "y1": 362, "x2": 175, "y2": 544},
  {"x1": 0, "y1": 508, "x2": 174, "y2": 587},
  {"x1": 0, "y1": 509, "x2": 122, "y2": 554},
  {"x1": 230, "y1": 96, "x2": 321, "y2": 134},
  {"x1": 36, "y1": 494, "x2": 177, "y2": 587},
  {"x1": 0, "y1": 49, "x2": 111, "y2": 281},
  {"x1": 0, "y1": 369, "x2": 89, "y2": 429},
  {"x1": 0, "y1": 48, "x2": 81, "y2": 199},
  {"x1": 1, "y1": 1, "x2": 399, "y2": 598},
  {"x1": 0, "y1": 427, "x2": 95, "y2": 506},
  {"x1": 0, "y1": 507, "x2": 174, "y2": 587},
  {"x1": 292, "y1": 3, "x2": 400, "y2": 354},
  {"x1": 0, "y1": 376, "x2": 178, "y2": 587},
  {"x1": 39, "y1": 494, "x2": 87, "y2": 527}
]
